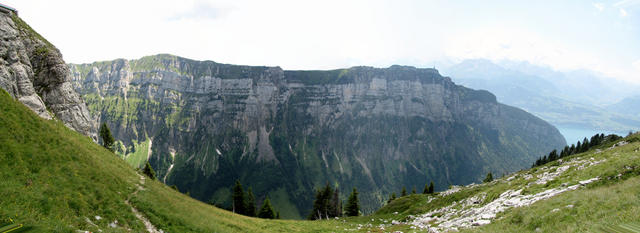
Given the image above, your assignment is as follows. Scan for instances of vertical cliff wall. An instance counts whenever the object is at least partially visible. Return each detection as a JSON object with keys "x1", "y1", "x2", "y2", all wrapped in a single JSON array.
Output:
[
  {"x1": 70, "y1": 55, "x2": 565, "y2": 218},
  {"x1": 0, "y1": 13, "x2": 96, "y2": 139}
]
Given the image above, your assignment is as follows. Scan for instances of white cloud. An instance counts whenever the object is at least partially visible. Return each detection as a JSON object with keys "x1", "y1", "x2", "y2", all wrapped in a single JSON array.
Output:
[
  {"x1": 443, "y1": 27, "x2": 601, "y2": 72},
  {"x1": 593, "y1": 3, "x2": 604, "y2": 12},
  {"x1": 614, "y1": 0, "x2": 640, "y2": 7},
  {"x1": 633, "y1": 60, "x2": 640, "y2": 70},
  {"x1": 620, "y1": 8, "x2": 628, "y2": 16}
]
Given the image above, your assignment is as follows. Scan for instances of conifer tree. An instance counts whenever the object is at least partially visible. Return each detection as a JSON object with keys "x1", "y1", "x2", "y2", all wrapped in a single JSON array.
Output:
[
  {"x1": 345, "y1": 188, "x2": 360, "y2": 217},
  {"x1": 245, "y1": 187, "x2": 256, "y2": 217},
  {"x1": 232, "y1": 180, "x2": 246, "y2": 215},
  {"x1": 309, "y1": 183, "x2": 334, "y2": 220},
  {"x1": 258, "y1": 198, "x2": 276, "y2": 219},
  {"x1": 99, "y1": 122, "x2": 115, "y2": 152},
  {"x1": 401, "y1": 186, "x2": 407, "y2": 196},
  {"x1": 329, "y1": 187, "x2": 341, "y2": 217},
  {"x1": 483, "y1": 172, "x2": 493, "y2": 183},
  {"x1": 428, "y1": 181, "x2": 435, "y2": 194},
  {"x1": 388, "y1": 192, "x2": 396, "y2": 204},
  {"x1": 411, "y1": 186, "x2": 416, "y2": 194},
  {"x1": 581, "y1": 138, "x2": 589, "y2": 152},
  {"x1": 276, "y1": 211, "x2": 280, "y2": 219},
  {"x1": 548, "y1": 149, "x2": 558, "y2": 161},
  {"x1": 143, "y1": 161, "x2": 156, "y2": 180}
]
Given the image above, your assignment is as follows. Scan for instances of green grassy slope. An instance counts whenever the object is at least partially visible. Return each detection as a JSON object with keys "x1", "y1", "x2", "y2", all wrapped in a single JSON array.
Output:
[
  {"x1": 2, "y1": 84, "x2": 639, "y2": 232},
  {"x1": 365, "y1": 133, "x2": 640, "y2": 232},
  {"x1": 0, "y1": 90, "x2": 352, "y2": 232}
]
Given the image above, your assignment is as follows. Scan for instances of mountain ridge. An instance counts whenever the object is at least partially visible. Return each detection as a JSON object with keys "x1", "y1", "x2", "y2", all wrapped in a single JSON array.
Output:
[{"x1": 68, "y1": 54, "x2": 566, "y2": 218}]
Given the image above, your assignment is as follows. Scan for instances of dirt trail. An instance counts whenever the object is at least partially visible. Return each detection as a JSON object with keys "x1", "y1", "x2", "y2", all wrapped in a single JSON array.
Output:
[{"x1": 125, "y1": 174, "x2": 162, "y2": 233}]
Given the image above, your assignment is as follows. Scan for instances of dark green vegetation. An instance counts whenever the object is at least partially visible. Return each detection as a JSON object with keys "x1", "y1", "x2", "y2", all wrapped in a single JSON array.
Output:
[
  {"x1": 229, "y1": 179, "x2": 274, "y2": 218},
  {"x1": 364, "y1": 132, "x2": 640, "y2": 232},
  {"x1": 99, "y1": 122, "x2": 115, "y2": 152},
  {"x1": 308, "y1": 183, "x2": 343, "y2": 220},
  {"x1": 0, "y1": 89, "x2": 363, "y2": 232},
  {"x1": 257, "y1": 198, "x2": 276, "y2": 219},
  {"x1": 2, "y1": 81, "x2": 640, "y2": 232},
  {"x1": 143, "y1": 161, "x2": 156, "y2": 180},
  {"x1": 483, "y1": 172, "x2": 493, "y2": 183},
  {"x1": 69, "y1": 54, "x2": 566, "y2": 218},
  {"x1": 345, "y1": 188, "x2": 360, "y2": 217},
  {"x1": 533, "y1": 133, "x2": 621, "y2": 167},
  {"x1": 423, "y1": 181, "x2": 435, "y2": 194}
]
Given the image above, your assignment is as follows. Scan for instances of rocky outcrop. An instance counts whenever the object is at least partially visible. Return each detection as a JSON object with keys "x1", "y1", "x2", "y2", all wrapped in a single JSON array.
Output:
[
  {"x1": 0, "y1": 13, "x2": 96, "y2": 139},
  {"x1": 69, "y1": 54, "x2": 566, "y2": 218}
]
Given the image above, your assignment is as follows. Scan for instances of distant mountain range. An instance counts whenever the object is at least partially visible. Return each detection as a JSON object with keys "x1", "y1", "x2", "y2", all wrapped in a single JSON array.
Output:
[{"x1": 440, "y1": 59, "x2": 640, "y2": 139}]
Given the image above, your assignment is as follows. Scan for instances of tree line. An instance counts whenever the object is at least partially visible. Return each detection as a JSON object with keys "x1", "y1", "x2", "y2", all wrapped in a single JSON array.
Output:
[
  {"x1": 307, "y1": 184, "x2": 360, "y2": 220},
  {"x1": 533, "y1": 133, "x2": 621, "y2": 167},
  {"x1": 232, "y1": 180, "x2": 279, "y2": 219},
  {"x1": 387, "y1": 180, "x2": 436, "y2": 204}
]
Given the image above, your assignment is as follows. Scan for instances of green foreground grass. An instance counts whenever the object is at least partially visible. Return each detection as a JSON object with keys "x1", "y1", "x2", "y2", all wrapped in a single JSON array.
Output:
[
  {"x1": 2, "y1": 87, "x2": 640, "y2": 232},
  {"x1": 369, "y1": 132, "x2": 640, "y2": 232},
  {"x1": 0, "y1": 90, "x2": 353, "y2": 232}
]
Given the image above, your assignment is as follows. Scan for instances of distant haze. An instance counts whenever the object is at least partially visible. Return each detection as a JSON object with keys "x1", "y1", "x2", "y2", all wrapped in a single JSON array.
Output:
[{"x1": 6, "y1": 0, "x2": 640, "y2": 83}]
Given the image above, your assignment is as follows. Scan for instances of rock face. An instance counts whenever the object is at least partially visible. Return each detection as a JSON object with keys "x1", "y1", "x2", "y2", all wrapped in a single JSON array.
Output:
[
  {"x1": 0, "y1": 13, "x2": 96, "y2": 139},
  {"x1": 69, "y1": 54, "x2": 566, "y2": 218}
]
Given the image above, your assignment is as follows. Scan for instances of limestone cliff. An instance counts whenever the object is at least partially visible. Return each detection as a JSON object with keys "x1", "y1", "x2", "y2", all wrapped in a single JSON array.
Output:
[
  {"x1": 70, "y1": 54, "x2": 566, "y2": 218},
  {"x1": 0, "y1": 13, "x2": 96, "y2": 139}
]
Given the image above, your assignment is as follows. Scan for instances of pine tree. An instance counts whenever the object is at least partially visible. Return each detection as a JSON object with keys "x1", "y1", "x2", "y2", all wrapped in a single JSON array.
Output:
[
  {"x1": 245, "y1": 187, "x2": 256, "y2": 217},
  {"x1": 276, "y1": 211, "x2": 280, "y2": 219},
  {"x1": 483, "y1": 172, "x2": 493, "y2": 183},
  {"x1": 345, "y1": 188, "x2": 360, "y2": 217},
  {"x1": 99, "y1": 122, "x2": 115, "y2": 152},
  {"x1": 329, "y1": 187, "x2": 341, "y2": 217},
  {"x1": 401, "y1": 186, "x2": 407, "y2": 196},
  {"x1": 581, "y1": 138, "x2": 589, "y2": 152},
  {"x1": 411, "y1": 186, "x2": 416, "y2": 194},
  {"x1": 258, "y1": 198, "x2": 276, "y2": 219},
  {"x1": 428, "y1": 181, "x2": 434, "y2": 194},
  {"x1": 232, "y1": 180, "x2": 245, "y2": 215},
  {"x1": 548, "y1": 149, "x2": 558, "y2": 161},
  {"x1": 308, "y1": 183, "x2": 333, "y2": 220},
  {"x1": 143, "y1": 161, "x2": 156, "y2": 180},
  {"x1": 388, "y1": 192, "x2": 396, "y2": 204}
]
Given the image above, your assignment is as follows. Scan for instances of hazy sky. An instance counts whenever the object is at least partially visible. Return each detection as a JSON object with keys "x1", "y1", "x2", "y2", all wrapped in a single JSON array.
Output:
[{"x1": 6, "y1": 0, "x2": 640, "y2": 81}]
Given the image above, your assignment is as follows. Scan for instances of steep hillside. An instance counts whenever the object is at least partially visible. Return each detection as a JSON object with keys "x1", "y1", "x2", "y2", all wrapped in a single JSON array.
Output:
[
  {"x1": 2, "y1": 87, "x2": 637, "y2": 232},
  {"x1": 69, "y1": 55, "x2": 566, "y2": 217},
  {"x1": 0, "y1": 13, "x2": 96, "y2": 139},
  {"x1": 362, "y1": 132, "x2": 640, "y2": 232},
  {"x1": 0, "y1": 88, "x2": 356, "y2": 232}
]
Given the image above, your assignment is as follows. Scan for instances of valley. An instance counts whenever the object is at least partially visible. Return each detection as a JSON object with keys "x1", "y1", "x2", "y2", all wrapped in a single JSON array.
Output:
[
  {"x1": 68, "y1": 54, "x2": 565, "y2": 218},
  {"x1": 1, "y1": 3, "x2": 639, "y2": 232}
]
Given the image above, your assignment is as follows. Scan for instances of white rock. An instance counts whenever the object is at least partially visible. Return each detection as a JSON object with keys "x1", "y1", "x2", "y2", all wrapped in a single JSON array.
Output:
[
  {"x1": 472, "y1": 219, "x2": 490, "y2": 226},
  {"x1": 579, "y1": 177, "x2": 599, "y2": 185}
]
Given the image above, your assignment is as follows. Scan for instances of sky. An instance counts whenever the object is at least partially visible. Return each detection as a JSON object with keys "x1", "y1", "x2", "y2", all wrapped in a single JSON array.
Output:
[{"x1": 5, "y1": 0, "x2": 640, "y2": 82}]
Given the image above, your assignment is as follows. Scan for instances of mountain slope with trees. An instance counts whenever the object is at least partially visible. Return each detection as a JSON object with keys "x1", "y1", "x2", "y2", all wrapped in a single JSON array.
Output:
[{"x1": 69, "y1": 55, "x2": 566, "y2": 218}]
